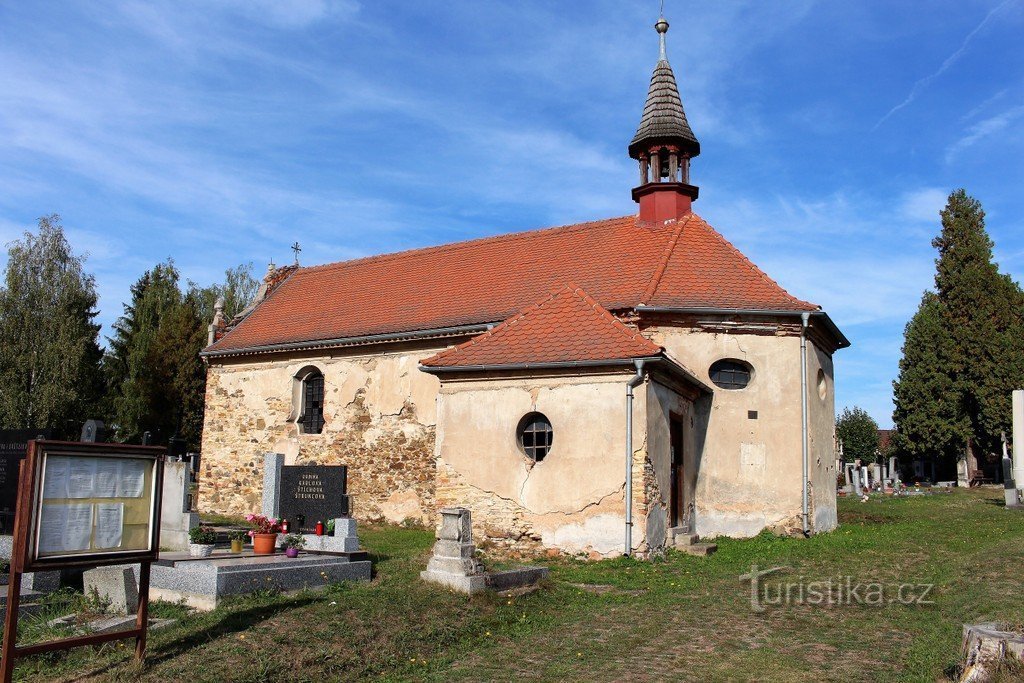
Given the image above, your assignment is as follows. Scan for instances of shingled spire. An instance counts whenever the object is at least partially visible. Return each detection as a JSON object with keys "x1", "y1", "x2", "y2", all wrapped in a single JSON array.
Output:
[{"x1": 629, "y1": 16, "x2": 700, "y2": 223}]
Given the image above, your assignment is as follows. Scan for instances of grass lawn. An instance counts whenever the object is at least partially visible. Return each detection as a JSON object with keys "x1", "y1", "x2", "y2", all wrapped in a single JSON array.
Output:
[{"x1": 10, "y1": 488, "x2": 1024, "y2": 682}]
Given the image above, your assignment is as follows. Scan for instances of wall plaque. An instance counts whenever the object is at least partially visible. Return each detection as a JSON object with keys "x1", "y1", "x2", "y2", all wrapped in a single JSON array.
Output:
[{"x1": 279, "y1": 465, "x2": 350, "y2": 533}]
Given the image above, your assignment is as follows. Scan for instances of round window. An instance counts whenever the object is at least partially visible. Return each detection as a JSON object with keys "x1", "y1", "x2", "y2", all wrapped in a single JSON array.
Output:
[
  {"x1": 817, "y1": 369, "x2": 828, "y2": 400},
  {"x1": 709, "y1": 359, "x2": 753, "y2": 390},
  {"x1": 517, "y1": 412, "x2": 553, "y2": 462}
]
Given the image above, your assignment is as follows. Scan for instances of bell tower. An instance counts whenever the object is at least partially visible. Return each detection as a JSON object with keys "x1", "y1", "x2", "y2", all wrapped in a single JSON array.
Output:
[{"x1": 629, "y1": 16, "x2": 700, "y2": 223}]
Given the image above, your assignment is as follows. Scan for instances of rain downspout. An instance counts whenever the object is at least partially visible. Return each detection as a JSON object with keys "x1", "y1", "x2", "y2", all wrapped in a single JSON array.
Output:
[
  {"x1": 800, "y1": 312, "x2": 810, "y2": 536},
  {"x1": 625, "y1": 359, "x2": 647, "y2": 556}
]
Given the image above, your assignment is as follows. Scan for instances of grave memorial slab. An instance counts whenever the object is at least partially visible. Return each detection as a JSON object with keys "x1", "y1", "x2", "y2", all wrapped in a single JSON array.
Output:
[
  {"x1": 0, "y1": 430, "x2": 51, "y2": 536},
  {"x1": 279, "y1": 465, "x2": 351, "y2": 533}
]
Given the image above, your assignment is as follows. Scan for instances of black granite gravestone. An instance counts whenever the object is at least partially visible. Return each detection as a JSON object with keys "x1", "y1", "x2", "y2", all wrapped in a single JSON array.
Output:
[
  {"x1": 279, "y1": 465, "x2": 351, "y2": 533},
  {"x1": 0, "y1": 429, "x2": 51, "y2": 534}
]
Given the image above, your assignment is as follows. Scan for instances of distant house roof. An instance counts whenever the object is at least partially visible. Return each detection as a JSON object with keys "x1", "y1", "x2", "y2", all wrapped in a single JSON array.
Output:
[
  {"x1": 421, "y1": 284, "x2": 663, "y2": 370},
  {"x1": 203, "y1": 212, "x2": 827, "y2": 357}
]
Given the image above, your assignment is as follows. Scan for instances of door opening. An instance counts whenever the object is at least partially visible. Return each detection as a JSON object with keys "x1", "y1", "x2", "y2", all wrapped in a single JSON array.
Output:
[{"x1": 669, "y1": 415, "x2": 687, "y2": 530}]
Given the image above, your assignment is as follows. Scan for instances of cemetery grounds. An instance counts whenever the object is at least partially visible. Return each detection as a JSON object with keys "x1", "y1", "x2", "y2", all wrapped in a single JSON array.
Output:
[{"x1": 9, "y1": 487, "x2": 1024, "y2": 682}]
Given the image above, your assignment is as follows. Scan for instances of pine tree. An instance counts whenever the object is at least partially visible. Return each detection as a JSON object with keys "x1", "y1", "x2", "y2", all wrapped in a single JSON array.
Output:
[
  {"x1": 892, "y1": 190, "x2": 1024, "y2": 466},
  {"x1": 0, "y1": 215, "x2": 103, "y2": 436},
  {"x1": 836, "y1": 406, "x2": 880, "y2": 463}
]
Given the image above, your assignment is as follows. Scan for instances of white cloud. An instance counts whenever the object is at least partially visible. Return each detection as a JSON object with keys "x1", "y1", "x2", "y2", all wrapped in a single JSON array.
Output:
[
  {"x1": 946, "y1": 104, "x2": 1024, "y2": 163},
  {"x1": 898, "y1": 187, "x2": 948, "y2": 223}
]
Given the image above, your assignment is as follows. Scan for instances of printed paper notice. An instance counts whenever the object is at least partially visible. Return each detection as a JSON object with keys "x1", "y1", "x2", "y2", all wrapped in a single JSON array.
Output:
[
  {"x1": 67, "y1": 459, "x2": 96, "y2": 499},
  {"x1": 94, "y1": 503, "x2": 123, "y2": 549},
  {"x1": 63, "y1": 504, "x2": 93, "y2": 551},
  {"x1": 38, "y1": 504, "x2": 93, "y2": 554},
  {"x1": 39, "y1": 504, "x2": 67, "y2": 553},
  {"x1": 117, "y1": 460, "x2": 146, "y2": 498},
  {"x1": 93, "y1": 459, "x2": 120, "y2": 498},
  {"x1": 42, "y1": 457, "x2": 69, "y2": 499}
]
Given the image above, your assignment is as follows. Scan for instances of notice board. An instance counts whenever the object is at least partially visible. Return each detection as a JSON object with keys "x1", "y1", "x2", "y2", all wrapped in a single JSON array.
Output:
[{"x1": 16, "y1": 441, "x2": 164, "y2": 571}]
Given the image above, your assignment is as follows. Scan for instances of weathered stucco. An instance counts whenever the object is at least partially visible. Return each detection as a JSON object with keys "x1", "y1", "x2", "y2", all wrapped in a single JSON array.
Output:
[
  {"x1": 199, "y1": 343, "x2": 448, "y2": 523},
  {"x1": 434, "y1": 372, "x2": 662, "y2": 556},
  {"x1": 199, "y1": 315, "x2": 839, "y2": 555},
  {"x1": 648, "y1": 319, "x2": 836, "y2": 538}
]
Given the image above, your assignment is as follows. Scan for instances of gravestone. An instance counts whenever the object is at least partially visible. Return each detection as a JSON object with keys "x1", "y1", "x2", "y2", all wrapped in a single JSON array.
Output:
[
  {"x1": 0, "y1": 429, "x2": 51, "y2": 536},
  {"x1": 279, "y1": 465, "x2": 351, "y2": 533}
]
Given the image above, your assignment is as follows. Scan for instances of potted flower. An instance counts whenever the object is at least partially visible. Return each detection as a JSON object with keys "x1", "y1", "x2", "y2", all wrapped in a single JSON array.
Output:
[
  {"x1": 188, "y1": 526, "x2": 217, "y2": 557},
  {"x1": 281, "y1": 533, "x2": 306, "y2": 558},
  {"x1": 246, "y1": 514, "x2": 281, "y2": 555},
  {"x1": 229, "y1": 529, "x2": 247, "y2": 553}
]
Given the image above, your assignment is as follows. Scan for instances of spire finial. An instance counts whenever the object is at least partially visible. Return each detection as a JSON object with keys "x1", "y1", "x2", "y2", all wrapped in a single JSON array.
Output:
[{"x1": 655, "y1": 15, "x2": 669, "y2": 61}]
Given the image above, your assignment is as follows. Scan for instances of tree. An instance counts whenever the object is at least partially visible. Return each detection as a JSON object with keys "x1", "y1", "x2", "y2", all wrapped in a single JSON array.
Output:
[
  {"x1": 105, "y1": 260, "x2": 189, "y2": 445},
  {"x1": 189, "y1": 262, "x2": 260, "y2": 326},
  {"x1": 106, "y1": 260, "x2": 260, "y2": 449},
  {"x1": 892, "y1": 189, "x2": 1024, "y2": 465},
  {"x1": 836, "y1": 407, "x2": 880, "y2": 463},
  {"x1": 0, "y1": 215, "x2": 103, "y2": 436}
]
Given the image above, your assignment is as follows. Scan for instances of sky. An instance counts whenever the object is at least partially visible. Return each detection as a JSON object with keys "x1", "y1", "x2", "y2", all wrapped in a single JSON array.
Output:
[{"x1": 1, "y1": 1, "x2": 1023, "y2": 428}]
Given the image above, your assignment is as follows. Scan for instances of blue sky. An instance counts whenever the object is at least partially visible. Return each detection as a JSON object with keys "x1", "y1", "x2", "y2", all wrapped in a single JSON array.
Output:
[{"x1": 2, "y1": 1, "x2": 1023, "y2": 427}]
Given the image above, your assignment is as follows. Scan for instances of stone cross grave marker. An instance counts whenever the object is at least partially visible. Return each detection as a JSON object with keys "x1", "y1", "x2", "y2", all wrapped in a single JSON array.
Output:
[{"x1": 278, "y1": 465, "x2": 351, "y2": 533}]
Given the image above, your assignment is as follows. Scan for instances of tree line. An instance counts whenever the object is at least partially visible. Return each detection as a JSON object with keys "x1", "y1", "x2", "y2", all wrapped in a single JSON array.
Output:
[
  {"x1": 0, "y1": 214, "x2": 259, "y2": 450},
  {"x1": 837, "y1": 190, "x2": 1023, "y2": 472}
]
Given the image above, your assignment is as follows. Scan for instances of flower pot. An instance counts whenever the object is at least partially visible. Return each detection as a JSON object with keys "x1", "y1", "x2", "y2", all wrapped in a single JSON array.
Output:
[
  {"x1": 285, "y1": 547, "x2": 300, "y2": 558},
  {"x1": 230, "y1": 539, "x2": 245, "y2": 553},
  {"x1": 189, "y1": 543, "x2": 215, "y2": 558},
  {"x1": 252, "y1": 533, "x2": 278, "y2": 555}
]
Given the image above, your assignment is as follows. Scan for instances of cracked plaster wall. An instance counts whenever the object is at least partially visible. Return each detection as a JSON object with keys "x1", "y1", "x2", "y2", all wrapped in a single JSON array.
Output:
[
  {"x1": 434, "y1": 373, "x2": 652, "y2": 557},
  {"x1": 648, "y1": 324, "x2": 837, "y2": 538},
  {"x1": 199, "y1": 345, "x2": 445, "y2": 522}
]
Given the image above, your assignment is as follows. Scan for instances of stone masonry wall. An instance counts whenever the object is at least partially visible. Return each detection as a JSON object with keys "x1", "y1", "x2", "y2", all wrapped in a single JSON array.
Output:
[{"x1": 199, "y1": 344, "x2": 450, "y2": 523}]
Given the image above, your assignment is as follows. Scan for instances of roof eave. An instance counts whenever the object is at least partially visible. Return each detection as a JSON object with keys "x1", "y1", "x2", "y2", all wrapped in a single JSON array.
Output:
[
  {"x1": 635, "y1": 305, "x2": 851, "y2": 350},
  {"x1": 420, "y1": 354, "x2": 712, "y2": 394},
  {"x1": 200, "y1": 322, "x2": 495, "y2": 359}
]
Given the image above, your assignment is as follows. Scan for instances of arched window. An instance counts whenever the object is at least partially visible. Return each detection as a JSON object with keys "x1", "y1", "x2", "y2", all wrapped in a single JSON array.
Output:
[
  {"x1": 298, "y1": 369, "x2": 325, "y2": 434},
  {"x1": 517, "y1": 412, "x2": 553, "y2": 462},
  {"x1": 709, "y1": 359, "x2": 753, "y2": 390}
]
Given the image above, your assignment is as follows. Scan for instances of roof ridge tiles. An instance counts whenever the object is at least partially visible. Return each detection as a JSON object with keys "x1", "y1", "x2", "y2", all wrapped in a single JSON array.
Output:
[
  {"x1": 296, "y1": 214, "x2": 638, "y2": 275},
  {"x1": 421, "y1": 283, "x2": 662, "y2": 368},
  {"x1": 685, "y1": 214, "x2": 818, "y2": 310},
  {"x1": 641, "y1": 214, "x2": 690, "y2": 303}
]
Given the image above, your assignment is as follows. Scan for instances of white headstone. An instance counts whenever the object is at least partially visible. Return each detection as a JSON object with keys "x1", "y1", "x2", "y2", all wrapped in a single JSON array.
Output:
[{"x1": 1013, "y1": 390, "x2": 1024, "y2": 491}]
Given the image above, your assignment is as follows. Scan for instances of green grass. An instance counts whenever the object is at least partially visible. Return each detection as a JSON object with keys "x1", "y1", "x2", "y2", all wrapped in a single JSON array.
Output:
[{"x1": 9, "y1": 488, "x2": 1024, "y2": 682}]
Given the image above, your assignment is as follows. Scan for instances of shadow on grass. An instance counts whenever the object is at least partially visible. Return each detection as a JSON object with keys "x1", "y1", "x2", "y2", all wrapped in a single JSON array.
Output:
[{"x1": 54, "y1": 594, "x2": 320, "y2": 681}]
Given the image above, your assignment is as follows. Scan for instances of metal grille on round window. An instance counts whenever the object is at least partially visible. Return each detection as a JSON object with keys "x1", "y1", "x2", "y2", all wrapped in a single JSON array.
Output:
[
  {"x1": 300, "y1": 372, "x2": 325, "y2": 434},
  {"x1": 518, "y1": 413, "x2": 553, "y2": 462},
  {"x1": 709, "y1": 359, "x2": 752, "y2": 390}
]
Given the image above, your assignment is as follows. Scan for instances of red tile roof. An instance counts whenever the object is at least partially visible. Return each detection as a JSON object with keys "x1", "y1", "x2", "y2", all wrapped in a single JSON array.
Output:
[
  {"x1": 205, "y1": 212, "x2": 818, "y2": 355},
  {"x1": 422, "y1": 284, "x2": 662, "y2": 368}
]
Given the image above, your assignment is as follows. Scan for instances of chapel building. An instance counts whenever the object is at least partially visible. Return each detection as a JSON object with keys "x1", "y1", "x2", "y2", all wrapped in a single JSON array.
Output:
[{"x1": 198, "y1": 17, "x2": 849, "y2": 557}]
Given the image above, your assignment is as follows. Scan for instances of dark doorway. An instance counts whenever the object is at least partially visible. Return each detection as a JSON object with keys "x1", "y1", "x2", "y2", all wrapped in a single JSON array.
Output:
[{"x1": 669, "y1": 415, "x2": 687, "y2": 529}]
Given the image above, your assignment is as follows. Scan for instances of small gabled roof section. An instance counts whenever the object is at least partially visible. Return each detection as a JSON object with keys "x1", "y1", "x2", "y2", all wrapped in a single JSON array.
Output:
[{"x1": 421, "y1": 284, "x2": 662, "y2": 370}]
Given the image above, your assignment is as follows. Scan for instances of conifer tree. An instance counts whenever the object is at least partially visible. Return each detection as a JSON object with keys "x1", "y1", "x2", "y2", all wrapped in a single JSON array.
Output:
[
  {"x1": 105, "y1": 260, "x2": 186, "y2": 444},
  {"x1": 0, "y1": 215, "x2": 103, "y2": 436},
  {"x1": 892, "y1": 190, "x2": 1024, "y2": 464}
]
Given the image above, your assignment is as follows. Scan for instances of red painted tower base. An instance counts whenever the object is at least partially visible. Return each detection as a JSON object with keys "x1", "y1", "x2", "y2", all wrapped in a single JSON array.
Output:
[{"x1": 632, "y1": 182, "x2": 699, "y2": 224}]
